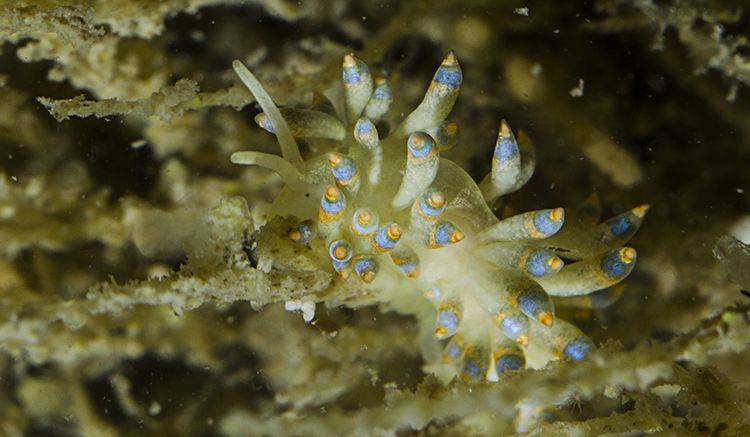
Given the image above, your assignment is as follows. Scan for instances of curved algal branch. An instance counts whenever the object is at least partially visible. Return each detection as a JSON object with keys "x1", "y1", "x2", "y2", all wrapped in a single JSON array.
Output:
[{"x1": 220, "y1": 304, "x2": 750, "y2": 436}]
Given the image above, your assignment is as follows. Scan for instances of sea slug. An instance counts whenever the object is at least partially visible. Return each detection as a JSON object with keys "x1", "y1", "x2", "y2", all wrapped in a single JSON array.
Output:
[{"x1": 230, "y1": 52, "x2": 648, "y2": 382}]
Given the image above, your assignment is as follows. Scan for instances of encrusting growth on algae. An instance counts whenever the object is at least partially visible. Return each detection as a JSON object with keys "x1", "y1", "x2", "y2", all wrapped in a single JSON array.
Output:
[
  {"x1": 4, "y1": 1, "x2": 750, "y2": 434},
  {"x1": 230, "y1": 51, "x2": 649, "y2": 382}
]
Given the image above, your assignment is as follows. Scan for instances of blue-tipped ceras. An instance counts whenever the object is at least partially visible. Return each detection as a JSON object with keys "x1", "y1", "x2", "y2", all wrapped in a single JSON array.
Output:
[{"x1": 230, "y1": 51, "x2": 649, "y2": 382}]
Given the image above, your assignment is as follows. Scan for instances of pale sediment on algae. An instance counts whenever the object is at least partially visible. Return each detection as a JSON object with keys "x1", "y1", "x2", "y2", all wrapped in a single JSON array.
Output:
[{"x1": 0, "y1": 1, "x2": 749, "y2": 435}]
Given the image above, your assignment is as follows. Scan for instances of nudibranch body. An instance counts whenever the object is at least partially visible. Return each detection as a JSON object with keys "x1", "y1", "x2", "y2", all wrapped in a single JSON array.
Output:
[{"x1": 231, "y1": 52, "x2": 648, "y2": 382}]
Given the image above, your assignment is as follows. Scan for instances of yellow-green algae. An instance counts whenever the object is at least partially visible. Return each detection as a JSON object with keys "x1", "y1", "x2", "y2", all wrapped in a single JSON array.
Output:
[{"x1": 0, "y1": 0, "x2": 749, "y2": 435}]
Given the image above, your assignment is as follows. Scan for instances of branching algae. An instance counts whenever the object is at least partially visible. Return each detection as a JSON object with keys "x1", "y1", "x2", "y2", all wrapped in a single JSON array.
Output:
[{"x1": 231, "y1": 52, "x2": 649, "y2": 382}]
